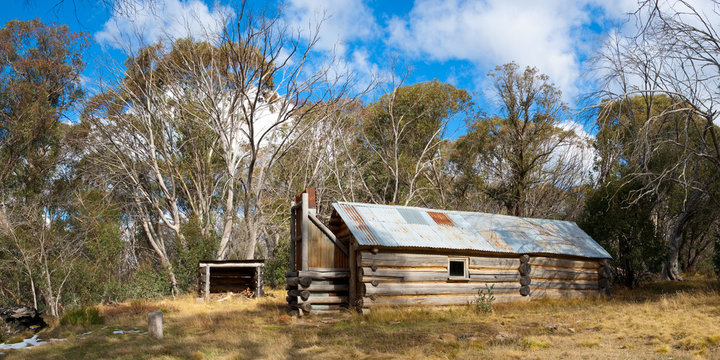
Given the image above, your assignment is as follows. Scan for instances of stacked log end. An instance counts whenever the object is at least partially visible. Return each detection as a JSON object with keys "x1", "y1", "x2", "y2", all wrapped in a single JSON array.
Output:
[
  {"x1": 286, "y1": 269, "x2": 349, "y2": 316},
  {"x1": 519, "y1": 255, "x2": 531, "y2": 296},
  {"x1": 598, "y1": 260, "x2": 612, "y2": 297}
]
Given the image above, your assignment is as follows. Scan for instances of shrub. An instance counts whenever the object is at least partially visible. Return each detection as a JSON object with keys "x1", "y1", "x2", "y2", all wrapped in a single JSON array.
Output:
[
  {"x1": 60, "y1": 307, "x2": 104, "y2": 326},
  {"x1": 119, "y1": 264, "x2": 172, "y2": 300},
  {"x1": 475, "y1": 284, "x2": 495, "y2": 313}
]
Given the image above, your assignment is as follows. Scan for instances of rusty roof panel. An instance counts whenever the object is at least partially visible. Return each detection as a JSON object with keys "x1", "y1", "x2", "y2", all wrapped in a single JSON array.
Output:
[
  {"x1": 427, "y1": 211, "x2": 455, "y2": 226},
  {"x1": 332, "y1": 202, "x2": 611, "y2": 259}
]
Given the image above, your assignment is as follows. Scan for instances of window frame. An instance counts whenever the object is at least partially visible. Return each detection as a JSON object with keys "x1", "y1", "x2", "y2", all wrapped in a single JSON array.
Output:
[{"x1": 447, "y1": 257, "x2": 469, "y2": 281}]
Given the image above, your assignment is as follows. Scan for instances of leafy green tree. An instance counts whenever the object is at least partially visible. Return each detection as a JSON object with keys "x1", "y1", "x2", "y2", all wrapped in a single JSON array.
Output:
[
  {"x1": 595, "y1": 95, "x2": 720, "y2": 280},
  {"x1": 359, "y1": 79, "x2": 471, "y2": 206},
  {"x1": 453, "y1": 63, "x2": 584, "y2": 218},
  {"x1": 580, "y1": 178, "x2": 664, "y2": 287},
  {"x1": 0, "y1": 19, "x2": 89, "y2": 314}
]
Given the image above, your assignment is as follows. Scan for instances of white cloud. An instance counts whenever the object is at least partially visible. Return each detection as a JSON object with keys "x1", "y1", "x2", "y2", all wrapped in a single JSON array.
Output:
[
  {"x1": 282, "y1": 0, "x2": 382, "y2": 90},
  {"x1": 556, "y1": 121, "x2": 597, "y2": 184},
  {"x1": 282, "y1": 0, "x2": 379, "y2": 55},
  {"x1": 96, "y1": 0, "x2": 232, "y2": 50},
  {"x1": 386, "y1": 0, "x2": 638, "y2": 101}
]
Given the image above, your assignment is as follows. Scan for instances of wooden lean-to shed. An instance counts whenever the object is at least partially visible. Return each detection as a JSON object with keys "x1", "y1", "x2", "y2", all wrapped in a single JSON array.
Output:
[
  {"x1": 285, "y1": 189, "x2": 612, "y2": 315},
  {"x1": 199, "y1": 260, "x2": 264, "y2": 301}
]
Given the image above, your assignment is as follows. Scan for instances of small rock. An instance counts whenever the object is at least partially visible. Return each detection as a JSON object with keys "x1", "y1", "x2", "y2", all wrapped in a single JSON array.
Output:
[
  {"x1": 495, "y1": 332, "x2": 519, "y2": 342},
  {"x1": 457, "y1": 333, "x2": 478, "y2": 341}
]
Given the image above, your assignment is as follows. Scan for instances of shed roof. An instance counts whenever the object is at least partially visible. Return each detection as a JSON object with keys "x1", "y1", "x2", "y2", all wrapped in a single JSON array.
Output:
[{"x1": 332, "y1": 202, "x2": 611, "y2": 259}]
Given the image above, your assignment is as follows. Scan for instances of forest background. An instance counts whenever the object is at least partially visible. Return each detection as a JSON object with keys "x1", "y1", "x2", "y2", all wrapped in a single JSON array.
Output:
[{"x1": 1, "y1": 0, "x2": 720, "y2": 318}]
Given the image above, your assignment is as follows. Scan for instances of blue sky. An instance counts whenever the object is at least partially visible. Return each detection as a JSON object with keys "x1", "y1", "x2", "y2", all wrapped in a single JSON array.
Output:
[{"x1": 3, "y1": 0, "x2": 640, "y2": 121}]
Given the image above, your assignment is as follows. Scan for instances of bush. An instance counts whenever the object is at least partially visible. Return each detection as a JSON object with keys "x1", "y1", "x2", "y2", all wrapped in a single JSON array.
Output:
[
  {"x1": 579, "y1": 179, "x2": 664, "y2": 288},
  {"x1": 475, "y1": 284, "x2": 495, "y2": 313},
  {"x1": 173, "y1": 217, "x2": 218, "y2": 293},
  {"x1": 60, "y1": 307, "x2": 104, "y2": 326},
  {"x1": 264, "y1": 238, "x2": 290, "y2": 288},
  {"x1": 119, "y1": 264, "x2": 173, "y2": 300}
]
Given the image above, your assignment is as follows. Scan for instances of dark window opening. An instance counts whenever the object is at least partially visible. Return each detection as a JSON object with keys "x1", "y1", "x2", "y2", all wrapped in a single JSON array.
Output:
[{"x1": 449, "y1": 260, "x2": 466, "y2": 277}]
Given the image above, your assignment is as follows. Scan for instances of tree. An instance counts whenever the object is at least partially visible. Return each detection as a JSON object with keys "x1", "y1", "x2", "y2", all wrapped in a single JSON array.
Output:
[
  {"x1": 595, "y1": 1, "x2": 720, "y2": 279},
  {"x1": 454, "y1": 63, "x2": 587, "y2": 218},
  {"x1": 580, "y1": 178, "x2": 664, "y2": 288},
  {"x1": 358, "y1": 78, "x2": 471, "y2": 206},
  {"x1": 0, "y1": 19, "x2": 89, "y2": 313}
]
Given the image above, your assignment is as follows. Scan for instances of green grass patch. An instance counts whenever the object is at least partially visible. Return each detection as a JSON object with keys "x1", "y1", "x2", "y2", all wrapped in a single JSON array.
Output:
[{"x1": 60, "y1": 307, "x2": 105, "y2": 326}]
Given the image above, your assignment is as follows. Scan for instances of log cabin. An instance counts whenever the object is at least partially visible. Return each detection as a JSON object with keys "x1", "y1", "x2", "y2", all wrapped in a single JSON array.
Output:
[{"x1": 285, "y1": 189, "x2": 611, "y2": 316}]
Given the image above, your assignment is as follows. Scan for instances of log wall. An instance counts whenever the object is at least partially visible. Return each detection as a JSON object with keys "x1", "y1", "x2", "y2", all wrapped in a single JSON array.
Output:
[
  {"x1": 527, "y1": 255, "x2": 602, "y2": 298},
  {"x1": 286, "y1": 268, "x2": 350, "y2": 316},
  {"x1": 356, "y1": 250, "x2": 606, "y2": 311}
]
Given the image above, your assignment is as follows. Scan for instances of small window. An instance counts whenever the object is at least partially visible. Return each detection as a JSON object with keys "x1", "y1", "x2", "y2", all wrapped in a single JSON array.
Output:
[{"x1": 448, "y1": 258, "x2": 468, "y2": 279}]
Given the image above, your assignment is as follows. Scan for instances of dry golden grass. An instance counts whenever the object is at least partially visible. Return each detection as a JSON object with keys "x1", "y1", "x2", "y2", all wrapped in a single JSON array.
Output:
[{"x1": 3, "y1": 276, "x2": 720, "y2": 359}]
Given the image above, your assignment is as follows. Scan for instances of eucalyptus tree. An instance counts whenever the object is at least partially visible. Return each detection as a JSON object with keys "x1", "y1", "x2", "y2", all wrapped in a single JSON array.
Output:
[
  {"x1": 594, "y1": 0, "x2": 720, "y2": 279},
  {"x1": 0, "y1": 19, "x2": 89, "y2": 312},
  {"x1": 86, "y1": 2, "x2": 354, "y2": 271},
  {"x1": 357, "y1": 78, "x2": 472, "y2": 206},
  {"x1": 454, "y1": 63, "x2": 588, "y2": 218}
]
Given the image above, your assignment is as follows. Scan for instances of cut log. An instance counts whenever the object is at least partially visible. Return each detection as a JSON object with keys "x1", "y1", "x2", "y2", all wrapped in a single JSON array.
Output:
[
  {"x1": 530, "y1": 288, "x2": 599, "y2": 298},
  {"x1": 519, "y1": 263, "x2": 531, "y2": 276},
  {"x1": 469, "y1": 273, "x2": 522, "y2": 282},
  {"x1": 298, "y1": 296, "x2": 348, "y2": 305},
  {"x1": 305, "y1": 304, "x2": 348, "y2": 311},
  {"x1": 297, "y1": 271, "x2": 349, "y2": 279},
  {"x1": 469, "y1": 257, "x2": 520, "y2": 269},
  {"x1": 300, "y1": 303, "x2": 312, "y2": 313},
  {"x1": 520, "y1": 254, "x2": 530, "y2": 263},
  {"x1": 520, "y1": 285, "x2": 530, "y2": 296},
  {"x1": 529, "y1": 257, "x2": 601, "y2": 270},
  {"x1": 370, "y1": 279, "x2": 379, "y2": 287},
  {"x1": 288, "y1": 289, "x2": 311, "y2": 301},
  {"x1": 360, "y1": 267, "x2": 446, "y2": 281},
  {"x1": 531, "y1": 280, "x2": 599, "y2": 290},
  {"x1": 529, "y1": 268, "x2": 599, "y2": 281},
  {"x1": 364, "y1": 282, "x2": 521, "y2": 296},
  {"x1": 305, "y1": 284, "x2": 349, "y2": 292},
  {"x1": 286, "y1": 295, "x2": 298, "y2": 304},
  {"x1": 520, "y1": 276, "x2": 531, "y2": 286},
  {"x1": 362, "y1": 294, "x2": 528, "y2": 307},
  {"x1": 307, "y1": 267, "x2": 350, "y2": 272},
  {"x1": 360, "y1": 252, "x2": 447, "y2": 267},
  {"x1": 287, "y1": 277, "x2": 299, "y2": 286},
  {"x1": 299, "y1": 277, "x2": 313, "y2": 288}
]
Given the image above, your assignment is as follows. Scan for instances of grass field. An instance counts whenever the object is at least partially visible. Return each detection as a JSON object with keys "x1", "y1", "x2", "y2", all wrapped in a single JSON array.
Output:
[{"x1": 2, "y1": 277, "x2": 720, "y2": 359}]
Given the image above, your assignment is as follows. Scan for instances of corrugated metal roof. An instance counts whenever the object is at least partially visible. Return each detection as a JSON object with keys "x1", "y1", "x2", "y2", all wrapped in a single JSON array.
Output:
[{"x1": 332, "y1": 202, "x2": 611, "y2": 259}]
